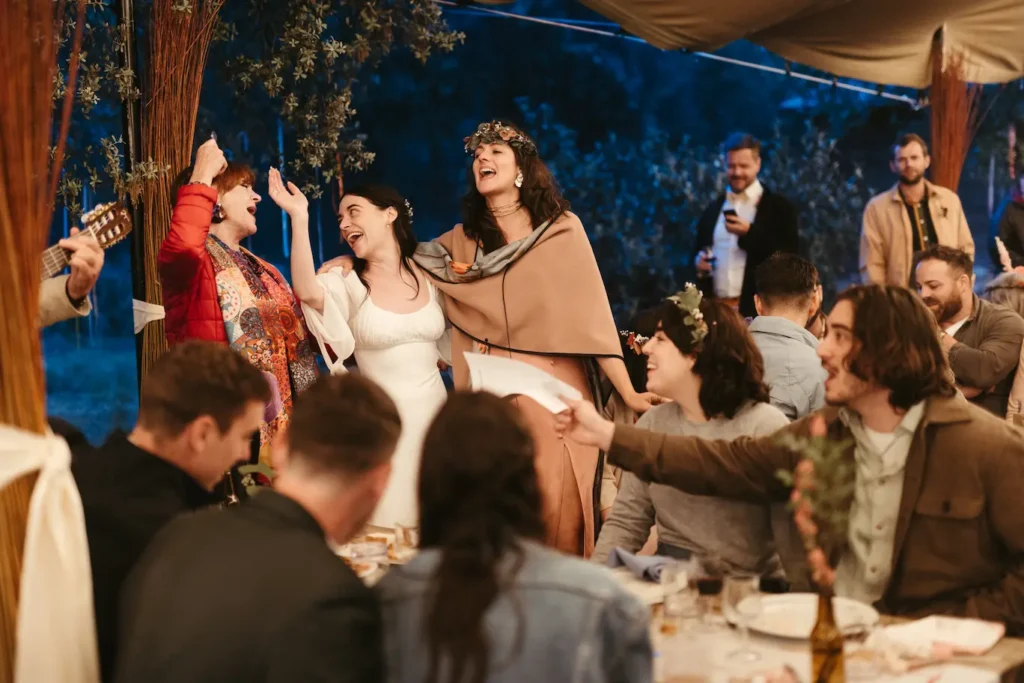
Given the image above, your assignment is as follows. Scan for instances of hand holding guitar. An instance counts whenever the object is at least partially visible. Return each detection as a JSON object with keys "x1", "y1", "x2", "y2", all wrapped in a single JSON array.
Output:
[{"x1": 61, "y1": 227, "x2": 104, "y2": 301}]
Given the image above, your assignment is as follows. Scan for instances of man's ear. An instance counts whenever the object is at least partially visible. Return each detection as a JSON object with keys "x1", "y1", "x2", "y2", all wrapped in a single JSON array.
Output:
[{"x1": 183, "y1": 415, "x2": 219, "y2": 456}]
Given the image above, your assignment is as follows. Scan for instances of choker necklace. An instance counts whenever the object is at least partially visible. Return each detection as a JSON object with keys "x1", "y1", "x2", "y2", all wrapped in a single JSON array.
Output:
[{"x1": 489, "y1": 199, "x2": 522, "y2": 218}]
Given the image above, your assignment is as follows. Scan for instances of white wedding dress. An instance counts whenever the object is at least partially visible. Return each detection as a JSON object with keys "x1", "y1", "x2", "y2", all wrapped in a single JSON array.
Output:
[{"x1": 302, "y1": 268, "x2": 449, "y2": 528}]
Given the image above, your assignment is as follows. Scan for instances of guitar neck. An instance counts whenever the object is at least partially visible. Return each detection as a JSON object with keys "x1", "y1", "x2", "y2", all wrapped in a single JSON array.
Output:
[
  {"x1": 39, "y1": 223, "x2": 99, "y2": 281},
  {"x1": 40, "y1": 244, "x2": 71, "y2": 281}
]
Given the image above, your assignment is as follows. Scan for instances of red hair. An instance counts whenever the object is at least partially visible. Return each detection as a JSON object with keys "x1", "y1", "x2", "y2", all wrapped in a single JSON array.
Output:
[{"x1": 212, "y1": 162, "x2": 255, "y2": 194}]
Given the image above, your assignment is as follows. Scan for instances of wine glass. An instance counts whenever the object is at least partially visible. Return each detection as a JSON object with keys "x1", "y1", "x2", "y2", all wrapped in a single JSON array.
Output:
[
  {"x1": 722, "y1": 573, "x2": 762, "y2": 663},
  {"x1": 659, "y1": 562, "x2": 696, "y2": 634}
]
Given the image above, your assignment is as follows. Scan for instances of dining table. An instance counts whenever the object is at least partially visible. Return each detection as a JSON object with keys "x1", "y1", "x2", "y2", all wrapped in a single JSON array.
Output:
[
  {"x1": 611, "y1": 568, "x2": 1024, "y2": 683},
  {"x1": 344, "y1": 529, "x2": 1024, "y2": 683}
]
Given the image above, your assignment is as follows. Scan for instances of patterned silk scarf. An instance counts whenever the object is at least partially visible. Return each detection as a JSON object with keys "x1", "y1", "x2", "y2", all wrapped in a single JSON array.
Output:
[{"x1": 206, "y1": 236, "x2": 318, "y2": 462}]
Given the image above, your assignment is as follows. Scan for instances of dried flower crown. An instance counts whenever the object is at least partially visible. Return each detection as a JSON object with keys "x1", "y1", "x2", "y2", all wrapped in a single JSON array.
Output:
[
  {"x1": 619, "y1": 330, "x2": 650, "y2": 354},
  {"x1": 463, "y1": 121, "x2": 537, "y2": 156},
  {"x1": 666, "y1": 284, "x2": 709, "y2": 347}
]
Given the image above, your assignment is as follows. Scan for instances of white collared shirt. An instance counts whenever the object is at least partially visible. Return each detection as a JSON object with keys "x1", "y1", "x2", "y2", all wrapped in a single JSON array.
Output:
[
  {"x1": 832, "y1": 402, "x2": 925, "y2": 605},
  {"x1": 712, "y1": 179, "x2": 763, "y2": 298}
]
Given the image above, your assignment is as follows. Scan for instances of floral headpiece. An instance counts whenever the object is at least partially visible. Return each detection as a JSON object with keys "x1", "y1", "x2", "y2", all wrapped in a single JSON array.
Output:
[
  {"x1": 463, "y1": 121, "x2": 537, "y2": 156},
  {"x1": 404, "y1": 199, "x2": 414, "y2": 223},
  {"x1": 619, "y1": 330, "x2": 650, "y2": 354},
  {"x1": 666, "y1": 284, "x2": 709, "y2": 347}
]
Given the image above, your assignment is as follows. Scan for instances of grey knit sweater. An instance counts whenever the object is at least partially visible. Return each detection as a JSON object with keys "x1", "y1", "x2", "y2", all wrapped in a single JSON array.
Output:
[{"x1": 592, "y1": 401, "x2": 790, "y2": 574}]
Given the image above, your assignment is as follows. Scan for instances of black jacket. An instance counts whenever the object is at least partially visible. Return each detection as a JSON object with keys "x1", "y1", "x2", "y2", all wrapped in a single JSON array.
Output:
[
  {"x1": 115, "y1": 490, "x2": 383, "y2": 683},
  {"x1": 71, "y1": 431, "x2": 214, "y2": 683},
  {"x1": 691, "y1": 187, "x2": 800, "y2": 317}
]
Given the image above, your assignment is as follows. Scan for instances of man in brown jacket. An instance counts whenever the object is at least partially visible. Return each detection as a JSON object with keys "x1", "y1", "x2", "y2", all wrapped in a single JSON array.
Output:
[
  {"x1": 915, "y1": 245, "x2": 1024, "y2": 417},
  {"x1": 556, "y1": 285, "x2": 1024, "y2": 635},
  {"x1": 860, "y1": 134, "x2": 974, "y2": 287}
]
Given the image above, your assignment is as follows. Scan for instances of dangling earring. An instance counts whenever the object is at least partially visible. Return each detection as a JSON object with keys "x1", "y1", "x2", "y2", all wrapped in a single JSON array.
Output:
[
  {"x1": 212, "y1": 203, "x2": 225, "y2": 223},
  {"x1": 514, "y1": 170, "x2": 524, "y2": 188}
]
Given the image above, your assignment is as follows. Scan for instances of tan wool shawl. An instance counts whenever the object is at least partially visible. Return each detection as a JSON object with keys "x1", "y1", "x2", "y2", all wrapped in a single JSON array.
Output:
[{"x1": 414, "y1": 211, "x2": 622, "y2": 372}]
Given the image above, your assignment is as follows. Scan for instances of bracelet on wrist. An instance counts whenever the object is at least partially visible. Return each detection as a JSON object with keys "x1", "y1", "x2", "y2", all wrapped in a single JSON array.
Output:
[{"x1": 65, "y1": 279, "x2": 87, "y2": 308}]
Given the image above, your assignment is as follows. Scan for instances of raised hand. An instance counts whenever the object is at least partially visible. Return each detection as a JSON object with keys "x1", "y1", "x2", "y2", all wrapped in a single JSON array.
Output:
[
  {"x1": 190, "y1": 138, "x2": 227, "y2": 186},
  {"x1": 268, "y1": 167, "x2": 309, "y2": 218}
]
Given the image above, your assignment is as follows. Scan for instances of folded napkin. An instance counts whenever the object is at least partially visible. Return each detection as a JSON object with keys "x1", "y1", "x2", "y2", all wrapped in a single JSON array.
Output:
[
  {"x1": 867, "y1": 616, "x2": 1005, "y2": 661},
  {"x1": 605, "y1": 548, "x2": 675, "y2": 582}
]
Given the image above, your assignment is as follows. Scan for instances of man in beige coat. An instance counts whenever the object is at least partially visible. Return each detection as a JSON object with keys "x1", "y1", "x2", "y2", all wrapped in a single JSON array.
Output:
[
  {"x1": 38, "y1": 228, "x2": 104, "y2": 328},
  {"x1": 860, "y1": 134, "x2": 974, "y2": 286}
]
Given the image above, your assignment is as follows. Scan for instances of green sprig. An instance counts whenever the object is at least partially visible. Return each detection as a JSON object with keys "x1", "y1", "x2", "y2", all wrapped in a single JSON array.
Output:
[{"x1": 775, "y1": 431, "x2": 856, "y2": 565}]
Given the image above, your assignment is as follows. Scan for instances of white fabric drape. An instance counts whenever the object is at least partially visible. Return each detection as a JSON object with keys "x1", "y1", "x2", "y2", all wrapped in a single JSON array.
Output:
[
  {"x1": 482, "y1": 0, "x2": 1024, "y2": 88},
  {"x1": 0, "y1": 425, "x2": 98, "y2": 683}
]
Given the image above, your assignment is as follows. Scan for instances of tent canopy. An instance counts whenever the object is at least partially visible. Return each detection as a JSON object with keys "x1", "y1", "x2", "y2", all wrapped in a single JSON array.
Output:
[{"x1": 483, "y1": 0, "x2": 1024, "y2": 89}]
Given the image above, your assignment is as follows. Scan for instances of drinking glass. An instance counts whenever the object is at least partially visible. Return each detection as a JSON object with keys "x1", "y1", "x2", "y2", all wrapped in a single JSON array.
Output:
[
  {"x1": 722, "y1": 573, "x2": 762, "y2": 663},
  {"x1": 659, "y1": 562, "x2": 696, "y2": 634},
  {"x1": 693, "y1": 554, "x2": 725, "y2": 630}
]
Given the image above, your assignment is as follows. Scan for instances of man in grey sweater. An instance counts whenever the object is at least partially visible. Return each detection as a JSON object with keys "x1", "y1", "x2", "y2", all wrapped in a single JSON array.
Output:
[{"x1": 748, "y1": 253, "x2": 827, "y2": 420}]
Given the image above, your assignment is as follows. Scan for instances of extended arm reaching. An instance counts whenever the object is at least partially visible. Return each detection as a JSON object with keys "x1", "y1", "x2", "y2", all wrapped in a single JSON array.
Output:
[{"x1": 270, "y1": 168, "x2": 323, "y2": 314}]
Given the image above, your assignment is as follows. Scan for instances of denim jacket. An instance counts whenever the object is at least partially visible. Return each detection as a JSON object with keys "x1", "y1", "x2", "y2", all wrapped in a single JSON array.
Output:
[
  {"x1": 375, "y1": 539, "x2": 653, "y2": 683},
  {"x1": 749, "y1": 315, "x2": 827, "y2": 421}
]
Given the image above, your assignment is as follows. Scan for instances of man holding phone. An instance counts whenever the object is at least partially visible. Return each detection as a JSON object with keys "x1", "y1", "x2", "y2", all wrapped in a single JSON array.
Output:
[{"x1": 692, "y1": 133, "x2": 800, "y2": 317}]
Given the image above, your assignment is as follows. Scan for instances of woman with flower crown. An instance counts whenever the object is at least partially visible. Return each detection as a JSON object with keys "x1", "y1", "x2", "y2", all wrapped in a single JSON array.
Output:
[
  {"x1": 592, "y1": 287, "x2": 791, "y2": 573},
  {"x1": 278, "y1": 170, "x2": 448, "y2": 530},
  {"x1": 413, "y1": 120, "x2": 662, "y2": 556}
]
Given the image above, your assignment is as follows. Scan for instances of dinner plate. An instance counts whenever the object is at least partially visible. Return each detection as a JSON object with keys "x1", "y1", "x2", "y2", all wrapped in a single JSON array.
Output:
[{"x1": 727, "y1": 593, "x2": 880, "y2": 640}]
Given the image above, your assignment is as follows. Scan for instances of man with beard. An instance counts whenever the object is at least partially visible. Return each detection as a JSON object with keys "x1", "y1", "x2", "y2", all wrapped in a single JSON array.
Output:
[
  {"x1": 554, "y1": 285, "x2": 1024, "y2": 634},
  {"x1": 914, "y1": 245, "x2": 1024, "y2": 416},
  {"x1": 692, "y1": 132, "x2": 800, "y2": 318},
  {"x1": 860, "y1": 134, "x2": 974, "y2": 287}
]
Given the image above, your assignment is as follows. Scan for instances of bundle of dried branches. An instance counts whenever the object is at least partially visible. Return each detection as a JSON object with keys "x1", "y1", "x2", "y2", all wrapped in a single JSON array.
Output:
[
  {"x1": 138, "y1": 0, "x2": 225, "y2": 376},
  {"x1": 930, "y1": 45, "x2": 983, "y2": 192},
  {"x1": 0, "y1": 0, "x2": 84, "y2": 678}
]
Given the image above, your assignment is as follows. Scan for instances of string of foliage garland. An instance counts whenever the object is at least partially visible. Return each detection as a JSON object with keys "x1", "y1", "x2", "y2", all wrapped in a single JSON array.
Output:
[
  {"x1": 138, "y1": 0, "x2": 225, "y2": 376},
  {"x1": 0, "y1": 0, "x2": 84, "y2": 677}
]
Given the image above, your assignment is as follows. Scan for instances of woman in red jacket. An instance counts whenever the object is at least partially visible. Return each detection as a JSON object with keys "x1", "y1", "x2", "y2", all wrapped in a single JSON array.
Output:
[{"x1": 158, "y1": 138, "x2": 318, "y2": 468}]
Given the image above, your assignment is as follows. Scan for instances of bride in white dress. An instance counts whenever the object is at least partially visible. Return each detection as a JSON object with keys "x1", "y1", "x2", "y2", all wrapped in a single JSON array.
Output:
[{"x1": 272, "y1": 170, "x2": 447, "y2": 528}]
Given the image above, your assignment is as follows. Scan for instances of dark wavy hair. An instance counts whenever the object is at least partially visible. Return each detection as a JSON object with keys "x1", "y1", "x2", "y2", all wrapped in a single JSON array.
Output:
[
  {"x1": 835, "y1": 285, "x2": 956, "y2": 410},
  {"x1": 419, "y1": 392, "x2": 545, "y2": 683},
  {"x1": 656, "y1": 298, "x2": 770, "y2": 419},
  {"x1": 461, "y1": 120, "x2": 570, "y2": 254},
  {"x1": 339, "y1": 184, "x2": 418, "y2": 296}
]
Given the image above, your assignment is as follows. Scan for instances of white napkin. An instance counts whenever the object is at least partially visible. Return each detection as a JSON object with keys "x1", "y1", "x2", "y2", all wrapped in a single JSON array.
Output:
[
  {"x1": 867, "y1": 615, "x2": 1005, "y2": 658},
  {"x1": 132, "y1": 299, "x2": 165, "y2": 334},
  {"x1": 464, "y1": 352, "x2": 582, "y2": 413},
  {"x1": 0, "y1": 425, "x2": 99, "y2": 683}
]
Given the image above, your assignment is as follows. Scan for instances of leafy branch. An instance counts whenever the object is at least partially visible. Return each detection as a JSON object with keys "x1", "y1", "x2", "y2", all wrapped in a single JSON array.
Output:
[
  {"x1": 222, "y1": 0, "x2": 464, "y2": 197},
  {"x1": 775, "y1": 432, "x2": 856, "y2": 565}
]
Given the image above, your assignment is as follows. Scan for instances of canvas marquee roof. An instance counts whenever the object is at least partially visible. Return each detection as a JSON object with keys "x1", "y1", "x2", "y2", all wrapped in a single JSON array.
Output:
[{"x1": 482, "y1": 0, "x2": 1024, "y2": 89}]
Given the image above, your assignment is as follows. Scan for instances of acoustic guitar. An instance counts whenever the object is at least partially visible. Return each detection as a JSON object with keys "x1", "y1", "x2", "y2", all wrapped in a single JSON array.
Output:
[{"x1": 40, "y1": 202, "x2": 133, "y2": 280}]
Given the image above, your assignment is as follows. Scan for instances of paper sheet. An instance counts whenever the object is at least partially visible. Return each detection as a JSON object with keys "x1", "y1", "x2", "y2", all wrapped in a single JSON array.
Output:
[{"x1": 464, "y1": 352, "x2": 582, "y2": 413}]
